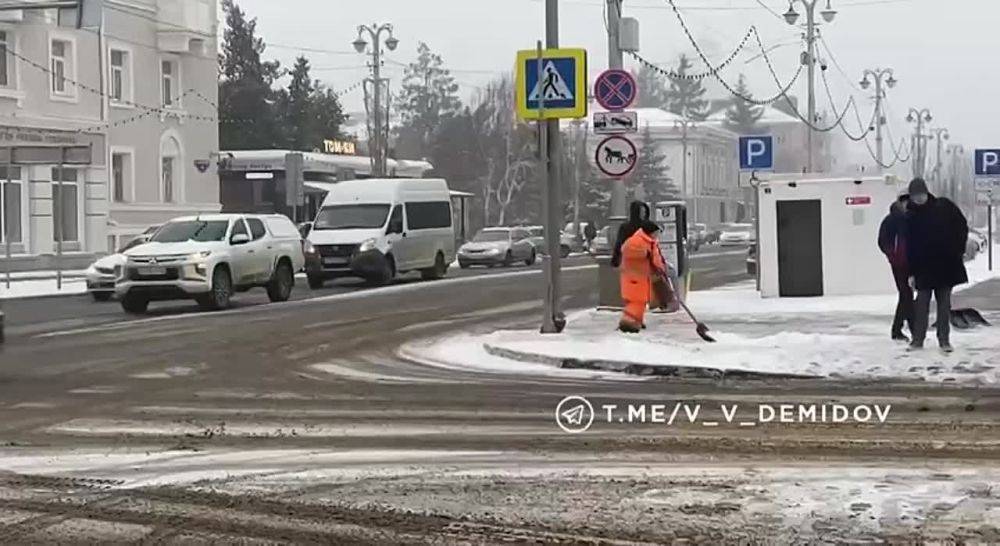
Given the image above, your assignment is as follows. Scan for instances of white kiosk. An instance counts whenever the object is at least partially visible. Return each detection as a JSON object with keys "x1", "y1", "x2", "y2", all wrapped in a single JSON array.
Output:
[{"x1": 757, "y1": 175, "x2": 904, "y2": 298}]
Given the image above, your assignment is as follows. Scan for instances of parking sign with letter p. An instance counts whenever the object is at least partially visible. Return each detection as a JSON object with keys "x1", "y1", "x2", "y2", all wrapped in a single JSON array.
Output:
[
  {"x1": 739, "y1": 136, "x2": 774, "y2": 170},
  {"x1": 975, "y1": 149, "x2": 1000, "y2": 176}
]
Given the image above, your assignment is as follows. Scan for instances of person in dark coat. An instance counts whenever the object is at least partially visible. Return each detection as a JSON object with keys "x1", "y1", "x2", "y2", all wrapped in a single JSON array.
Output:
[
  {"x1": 877, "y1": 195, "x2": 914, "y2": 341},
  {"x1": 611, "y1": 201, "x2": 656, "y2": 267},
  {"x1": 904, "y1": 178, "x2": 969, "y2": 352}
]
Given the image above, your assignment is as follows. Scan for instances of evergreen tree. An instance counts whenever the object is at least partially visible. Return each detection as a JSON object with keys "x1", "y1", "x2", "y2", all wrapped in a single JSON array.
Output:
[
  {"x1": 275, "y1": 57, "x2": 348, "y2": 150},
  {"x1": 723, "y1": 74, "x2": 764, "y2": 135},
  {"x1": 632, "y1": 124, "x2": 677, "y2": 203},
  {"x1": 396, "y1": 42, "x2": 462, "y2": 158},
  {"x1": 636, "y1": 65, "x2": 669, "y2": 109},
  {"x1": 666, "y1": 55, "x2": 709, "y2": 121},
  {"x1": 219, "y1": 0, "x2": 282, "y2": 149}
]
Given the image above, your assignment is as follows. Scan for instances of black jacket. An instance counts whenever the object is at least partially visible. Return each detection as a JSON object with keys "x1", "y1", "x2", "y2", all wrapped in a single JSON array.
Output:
[
  {"x1": 906, "y1": 194, "x2": 968, "y2": 290},
  {"x1": 877, "y1": 200, "x2": 908, "y2": 269},
  {"x1": 611, "y1": 201, "x2": 656, "y2": 267}
]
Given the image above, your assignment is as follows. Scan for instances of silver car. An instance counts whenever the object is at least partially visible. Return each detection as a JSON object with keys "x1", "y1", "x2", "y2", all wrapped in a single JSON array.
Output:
[
  {"x1": 458, "y1": 227, "x2": 537, "y2": 268},
  {"x1": 85, "y1": 225, "x2": 160, "y2": 301}
]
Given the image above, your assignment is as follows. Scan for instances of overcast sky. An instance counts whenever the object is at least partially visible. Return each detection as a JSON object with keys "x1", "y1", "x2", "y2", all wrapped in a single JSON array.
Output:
[{"x1": 237, "y1": 0, "x2": 998, "y2": 172}]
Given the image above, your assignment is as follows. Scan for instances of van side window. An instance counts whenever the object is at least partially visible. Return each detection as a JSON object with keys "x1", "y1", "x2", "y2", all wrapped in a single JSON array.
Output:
[
  {"x1": 387, "y1": 205, "x2": 403, "y2": 232},
  {"x1": 404, "y1": 201, "x2": 452, "y2": 230},
  {"x1": 246, "y1": 218, "x2": 267, "y2": 240}
]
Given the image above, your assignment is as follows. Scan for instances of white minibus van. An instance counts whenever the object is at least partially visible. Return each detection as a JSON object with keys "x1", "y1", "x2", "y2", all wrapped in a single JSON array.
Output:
[{"x1": 305, "y1": 179, "x2": 456, "y2": 286}]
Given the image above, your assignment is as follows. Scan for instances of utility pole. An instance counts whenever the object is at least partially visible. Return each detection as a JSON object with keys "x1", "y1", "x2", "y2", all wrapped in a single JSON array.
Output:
[
  {"x1": 906, "y1": 107, "x2": 932, "y2": 179},
  {"x1": 929, "y1": 127, "x2": 949, "y2": 190},
  {"x1": 353, "y1": 23, "x2": 399, "y2": 178},
  {"x1": 540, "y1": 0, "x2": 565, "y2": 334},
  {"x1": 606, "y1": 0, "x2": 626, "y2": 221},
  {"x1": 783, "y1": 1, "x2": 837, "y2": 174},
  {"x1": 859, "y1": 68, "x2": 896, "y2": 173},
  {"x1": 674, "y1": 118, "x2": 696, "y2": 221}
]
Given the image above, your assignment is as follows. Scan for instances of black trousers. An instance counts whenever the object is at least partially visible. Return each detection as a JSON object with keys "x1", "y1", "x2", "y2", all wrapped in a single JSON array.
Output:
[
  {"x1": 891, "y1": 266, "x2": 914, "y2": 337},
  {"x1": 912, "y1": 286, "x2": 953, "y2": 346}
]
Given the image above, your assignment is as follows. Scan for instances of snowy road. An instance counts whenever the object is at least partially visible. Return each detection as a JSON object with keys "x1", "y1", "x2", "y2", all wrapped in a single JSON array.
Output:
[{"x1": 0, "y1": 248, "x2": 998, "y2": 542}]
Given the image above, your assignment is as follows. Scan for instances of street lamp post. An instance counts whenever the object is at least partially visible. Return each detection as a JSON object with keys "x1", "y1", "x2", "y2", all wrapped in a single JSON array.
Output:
[
  {"x1": 929, "y1": 127, "x2": 949, "y2": 191},
  {"x1": 859, "y1": 68, "x2": 897, "y2": 173},
  {"x1": 906, "y1": 107, "x2": 932, "y2": 179},
  {"x1": 784, "y1": 0, "x2": 837, "y2": 174},
  {"x1": 353, "y1": 23, "x2": 399, "y2": 178},
  {"x1": 947, "y1": 143, "x2": 964, "y2": 203}
]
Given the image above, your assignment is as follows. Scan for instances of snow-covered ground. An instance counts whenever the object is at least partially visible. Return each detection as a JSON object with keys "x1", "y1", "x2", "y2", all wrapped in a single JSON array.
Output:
[
  {"x1": 0, "y1": 275, "x2": 88, "y2": 299},
  {"x1": 407, "y1": 245, "x2": 1000, "y2": 384}
]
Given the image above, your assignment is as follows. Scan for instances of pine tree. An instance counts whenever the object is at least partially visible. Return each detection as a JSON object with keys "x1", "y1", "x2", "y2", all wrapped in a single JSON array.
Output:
[
  {"x1": 395, "y1": 42, "x2": 462, "y2": 158},
  {"x1": 275, "y1": 57, "x2": 348, "y2": 150},
  {"x1": 219, "y1": 0, "x2": 282, "y2": 149},
  {"x1": 636, "y1": 65, "x2": 669, "y2": 109},
  {"x1": 666, "y1": 55, "x2": 709, "y2": 121},
  {"x1": 632, "y1": 124, "x2": 677, "y2": 203},
  {"x1": 723, "y1": 74, "x2": 764, "y2": 135}
]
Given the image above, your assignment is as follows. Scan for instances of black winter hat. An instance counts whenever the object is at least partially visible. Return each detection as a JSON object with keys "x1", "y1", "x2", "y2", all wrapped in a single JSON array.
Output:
[{"x1": 908, "y1": 177, "x2": 929, "y2": 196}]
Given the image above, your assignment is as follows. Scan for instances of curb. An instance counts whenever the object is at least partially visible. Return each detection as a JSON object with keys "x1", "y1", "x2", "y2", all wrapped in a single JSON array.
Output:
[{"x1": 482, "y1": 343, "x2": 819, "y2": 381}]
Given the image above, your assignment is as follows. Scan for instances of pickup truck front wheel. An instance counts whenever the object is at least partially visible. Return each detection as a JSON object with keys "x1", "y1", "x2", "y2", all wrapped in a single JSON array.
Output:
[
  {"x1": 267, "y1": 260, "x2": 294, "y2": 302},
  {"x1": 197, "y1": 266, "x2": 232, "y2": 311},
  {"x1": 121, "y1": 293, "x2": 149, "y2": 314}
]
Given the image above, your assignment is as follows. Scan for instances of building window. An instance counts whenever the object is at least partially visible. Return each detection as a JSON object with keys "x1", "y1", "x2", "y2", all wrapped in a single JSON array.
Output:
[
  {"x1": 51, "y1": 167, "x2": 79, "y2": 243},
  {"x1": 109, "y1": 49, "x2": 130, "y2": 104},
  {"x1": 51, "y1": 38, "x2": 73, "y2": 96},
  {"x1": 0, "y1": 31, "x2": 10, "y2": 88},
  {"x1": 0, "y1": 166, "x2": 23, "y2": 244},
  {"x1": 111, "y1": 151, "x2": 132, "y2": 203},
  {"x1": 161, "y1": 58, "x2": 179, "y2": 107},
  {"x1": 160, "y1": 134, "x2": 182, "y2": 203}
]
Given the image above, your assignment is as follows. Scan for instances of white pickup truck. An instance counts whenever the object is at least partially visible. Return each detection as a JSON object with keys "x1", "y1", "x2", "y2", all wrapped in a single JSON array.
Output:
[{"x1": 115, "y1": 213, "x2": 305, "y2": 314}]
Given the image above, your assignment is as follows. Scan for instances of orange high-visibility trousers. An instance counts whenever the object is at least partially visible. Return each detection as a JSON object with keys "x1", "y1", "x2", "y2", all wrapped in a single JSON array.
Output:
[{"x1": 619, "y1": 229, "x2": 666, "y2": 331}]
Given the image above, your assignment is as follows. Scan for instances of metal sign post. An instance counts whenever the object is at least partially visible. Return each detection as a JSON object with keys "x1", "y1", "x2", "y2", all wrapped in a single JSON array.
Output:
[
  {"x1": 4, "y1": 154, "x2": 11, "y2": 290},
  {"x1": 55, "y1": 148, "x2": 65, "y2": 290},
  {"x1": 989, "y1": 203, "x2": 994, "y2": 272}
]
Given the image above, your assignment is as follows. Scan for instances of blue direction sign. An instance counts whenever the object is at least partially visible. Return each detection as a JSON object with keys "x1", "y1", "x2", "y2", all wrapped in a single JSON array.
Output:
[
  {"x1": 739, "y1": 136, "x2": 774, "y2": 170},
  {"x1": 594, "y1": 69, "x2": 637, "y2": 111},
  {"x1": 515, "y1": 48, "x2": 588, "y2": 120},
  {"x1": 975, "y1": 149, "x2": 1000, "y2": 176}
]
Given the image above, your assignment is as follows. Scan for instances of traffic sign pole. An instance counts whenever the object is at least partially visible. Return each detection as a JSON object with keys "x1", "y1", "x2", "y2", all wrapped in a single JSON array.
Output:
[
  {"x1": 540, "y1": 2, "x2": 565, "y2": 334},
  {"x1": 989, "y1": 204, "x2": 994, "y2": 271}
]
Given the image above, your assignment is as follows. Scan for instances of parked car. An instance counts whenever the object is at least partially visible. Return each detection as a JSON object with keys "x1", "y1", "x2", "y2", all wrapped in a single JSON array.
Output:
[
  {"x1": 690, "y1": 223, "x2": 708, "y2": 247},
  {"x1": 560, "y1": 222, "x2": 589, "y2": 254},
  {"x1": 85, "y1": 225, "x2": 161, "y2": 302},
  {"x1": 306, "y1": 178, "x2": 456, "y2": 287},
  {"x1": 116, "y1": 214, "x2": 304, "y2": 314},
  {"x1": 591, "y1": 225, "x2": 612, "y2": 255},
  {"x1": 524, "y1": 225, "x2": 571, "y2": 258},
  {"x1": 746, "y1": 245, "x2": 757, "y2": 276},
  {"x1": 719, "y1": 223, "x2": 755, "y2": 246},
  {"x1": 969, "y1": 228, "x2": 988, "y2": 251},
  {"x1": 458, "y1": 227, "x2": 536, "y2": 268}
]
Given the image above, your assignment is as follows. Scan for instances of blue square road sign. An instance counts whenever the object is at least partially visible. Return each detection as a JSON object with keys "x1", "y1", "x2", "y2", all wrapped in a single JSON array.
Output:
[
  {"x1": 975, "y1": 149, "x2": 1000, "y2": 176},
  {"x1": 739, "y1": 136, "x2": 774, "y2": 170}
]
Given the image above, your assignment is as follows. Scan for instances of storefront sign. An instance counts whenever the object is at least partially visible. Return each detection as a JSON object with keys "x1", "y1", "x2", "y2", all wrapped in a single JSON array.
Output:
[{"x1": 323, "y1": 139, "x2": 357, "y2": 155}]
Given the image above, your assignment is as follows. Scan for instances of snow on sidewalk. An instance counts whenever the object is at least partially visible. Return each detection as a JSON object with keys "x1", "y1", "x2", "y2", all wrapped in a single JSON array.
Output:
[{"x1": 406, "y1": 246, "x2": 1000, "y2": 384}]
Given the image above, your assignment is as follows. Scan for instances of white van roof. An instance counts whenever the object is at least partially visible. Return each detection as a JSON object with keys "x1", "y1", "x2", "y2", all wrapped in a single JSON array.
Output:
[{"x1": 321, "y1": 178, "x2": 450, "y2": 205}]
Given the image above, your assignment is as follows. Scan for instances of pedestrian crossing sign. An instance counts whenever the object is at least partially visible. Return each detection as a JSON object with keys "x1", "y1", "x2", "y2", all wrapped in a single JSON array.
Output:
[{"x1": 515, "y1": 47, "x2": 587, "y2": 120}]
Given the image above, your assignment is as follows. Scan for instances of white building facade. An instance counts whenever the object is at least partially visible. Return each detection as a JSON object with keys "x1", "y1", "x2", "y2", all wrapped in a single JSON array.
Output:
[{"x1": 0, "y1": 0, "x2": 218, "y2": 271}]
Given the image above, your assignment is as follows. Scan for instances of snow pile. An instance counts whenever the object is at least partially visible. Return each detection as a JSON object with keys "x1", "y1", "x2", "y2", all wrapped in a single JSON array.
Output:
[{"x1": 409, "y1": 247, "x2": 1000, "y2": 384}]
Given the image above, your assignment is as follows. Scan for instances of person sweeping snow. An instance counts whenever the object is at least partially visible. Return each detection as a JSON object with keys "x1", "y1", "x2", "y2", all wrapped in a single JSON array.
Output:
[{"x1": 618, "y1": 222, "x2": 668, "y2": 333}]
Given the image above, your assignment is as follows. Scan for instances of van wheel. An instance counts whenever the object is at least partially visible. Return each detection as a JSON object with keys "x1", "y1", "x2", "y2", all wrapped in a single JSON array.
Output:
[
  {"x1": 421, "y1": 252, "x2": 448, "y2": 280},
  {"x1": 198, "y1": 266, "x2": 233, "y2": 311},
  {"x1": 266, "y1": 260, "x2": 294, "y2": 302},
  {"x1": 307, "y1": 274, "x2": 325, "y2": 289},
  {"x1": 525, "y1": 249, "x2": 537, "y2": 266},
  {"x1": 120, "y1": 293, "x2": 149, "y2": 314},
  {"x1": 368, "y1": 255, "x2": 395, "y2": 286}
]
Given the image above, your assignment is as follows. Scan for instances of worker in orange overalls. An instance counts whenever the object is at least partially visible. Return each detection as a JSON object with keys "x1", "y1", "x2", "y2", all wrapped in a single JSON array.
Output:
[{"x1": 618, "y1": 221, "x2": 667, "y2": 333}]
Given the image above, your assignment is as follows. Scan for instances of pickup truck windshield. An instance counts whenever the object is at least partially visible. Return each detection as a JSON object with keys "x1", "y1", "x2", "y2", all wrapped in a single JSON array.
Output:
[
  {"x1": 152, "y1": 220, "x2": 229, "y2": 243},
  {"x1": 314, "y1": 204, "x2": 390, "y2": 230}
]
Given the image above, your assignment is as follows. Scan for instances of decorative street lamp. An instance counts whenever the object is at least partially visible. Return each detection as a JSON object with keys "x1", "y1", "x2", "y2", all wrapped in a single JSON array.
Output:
[
  {"x1": 353, "y1": 23, "x2": 399, "y2": 178},
  {"x1": 784, "y1": 0, "x2": 837, "y2": 173}
]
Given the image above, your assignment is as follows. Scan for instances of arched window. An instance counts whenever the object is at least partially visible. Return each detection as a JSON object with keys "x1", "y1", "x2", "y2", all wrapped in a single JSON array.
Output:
[{"x1": 160, "y1": 133, "x2": 182, "y2": 203}]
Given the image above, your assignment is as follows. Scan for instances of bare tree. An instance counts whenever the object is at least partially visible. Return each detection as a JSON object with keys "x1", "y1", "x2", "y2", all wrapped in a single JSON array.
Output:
[{"x1": 471, "y1": 75, "x2": 538, "y2": 226}]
